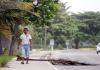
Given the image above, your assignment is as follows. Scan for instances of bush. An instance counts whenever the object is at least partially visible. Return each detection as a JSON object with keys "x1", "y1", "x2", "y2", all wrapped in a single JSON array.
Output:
[
  {"x1": 0, "y1": 55, "x2": 13, "y2": 67},
  {"x1": 54, "y1": 44, "x2": 64, "y2": 50}
]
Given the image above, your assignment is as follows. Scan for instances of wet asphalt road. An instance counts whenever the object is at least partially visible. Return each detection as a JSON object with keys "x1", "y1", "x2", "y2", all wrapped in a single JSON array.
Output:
[{"x1": 52, "y1": 49, "x2": 100, "y2": 70}]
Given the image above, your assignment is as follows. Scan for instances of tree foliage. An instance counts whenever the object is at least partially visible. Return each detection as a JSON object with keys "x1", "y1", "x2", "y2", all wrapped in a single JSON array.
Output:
[
  {"x1": 31, "y1": 0, "x2": 59, "y2": 26},
  {"x1": 73, "y1": 12, "x2": 100, "y2": 44}
]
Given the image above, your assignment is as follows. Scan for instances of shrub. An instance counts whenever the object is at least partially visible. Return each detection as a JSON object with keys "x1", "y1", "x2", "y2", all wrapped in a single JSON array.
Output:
[{"x1": 0, "y1": 55, "x2": 13, "y2": 67}]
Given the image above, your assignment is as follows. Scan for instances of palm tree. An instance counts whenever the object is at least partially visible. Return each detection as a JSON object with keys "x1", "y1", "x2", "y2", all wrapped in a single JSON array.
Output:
[
  {"x1": 0, "y1": 0, "x2": 39, "y2": 55},
  {"x1": 0, "y1": 0, "x2": 59, "y2": 55}
]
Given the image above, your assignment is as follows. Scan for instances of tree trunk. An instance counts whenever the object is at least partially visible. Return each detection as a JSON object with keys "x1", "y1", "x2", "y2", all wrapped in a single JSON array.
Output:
[
  {"x1": 75, "y1": 42, "x2": 79, "y2": 49},
  {"x1": 0, "y1": 36, "x2": 3, "y2": 55},
  {"x1": 74, "y1": 37, "x2": 80, "y2": 49},
  {"x1": 9, "y1": 23, "x2": 19, "y2": 55}
]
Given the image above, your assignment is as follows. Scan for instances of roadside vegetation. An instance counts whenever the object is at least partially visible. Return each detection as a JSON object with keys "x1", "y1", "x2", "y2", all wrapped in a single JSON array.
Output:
[{"x1": 0, "y1": 55, "x2": 13, "y2": 67}]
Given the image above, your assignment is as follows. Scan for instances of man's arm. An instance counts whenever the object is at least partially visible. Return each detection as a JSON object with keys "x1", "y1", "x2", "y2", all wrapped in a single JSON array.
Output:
[{"x1": 30, "y1": 39, "x2": 32, "y2": 50}]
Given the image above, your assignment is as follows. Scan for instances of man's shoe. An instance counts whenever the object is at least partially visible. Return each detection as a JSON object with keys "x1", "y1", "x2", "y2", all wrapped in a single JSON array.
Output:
[{"x1": 21, "y1": 62, "x2": 24, "y2": 64}]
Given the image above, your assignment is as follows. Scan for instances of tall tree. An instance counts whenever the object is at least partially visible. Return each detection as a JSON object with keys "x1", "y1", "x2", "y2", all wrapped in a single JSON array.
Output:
[
  {"x1": 49, "y1": 2, "x2": 80, "y2": 48},
  {"x1": 0, "y1": 0, "x2": 38, "y2": 55},
  {"x1": 73, "y1": 12, "x2": 100, "y2": 44},
  {"x1": 32, "y1": 0, "x2": 59, "y2": 26}
]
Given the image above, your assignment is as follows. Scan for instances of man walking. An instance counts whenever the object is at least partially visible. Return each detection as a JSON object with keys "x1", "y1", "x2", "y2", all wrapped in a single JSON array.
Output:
[{"x1": 18, "y1": 27, "x2": 32, "y2": 64}]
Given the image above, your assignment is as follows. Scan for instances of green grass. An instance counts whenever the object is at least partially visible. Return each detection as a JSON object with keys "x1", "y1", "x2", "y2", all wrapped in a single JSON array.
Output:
[
  {"x1": 0, "y1": 55, "x2": 13, "y2": 67},
  {"x1": 79, "y1": 45, "x2": 96, "y2": 48},
  {"x1": 79, "y1": 45, "x2": 96, "y2": 50}
]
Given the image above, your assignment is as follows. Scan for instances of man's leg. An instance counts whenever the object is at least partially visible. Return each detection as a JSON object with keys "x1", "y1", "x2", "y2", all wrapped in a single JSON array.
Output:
[
  {"x1": 26, "y1": 57, "x2": 29, "y2": 64},
  {"x1": 97, "y1": 51, "x2": 98, "y2": 54},
  {"x1": 25, "y1": 45, "x2": 30, "y2": 64},
  {"x1": 21, "y1": 46, "x2": 25, "y2": 64}
]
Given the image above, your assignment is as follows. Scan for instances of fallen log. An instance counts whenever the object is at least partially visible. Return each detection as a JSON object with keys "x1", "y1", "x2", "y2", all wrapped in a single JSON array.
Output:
[{"x1": 16, "y1": 55, "x2": 97, "y2": 66}]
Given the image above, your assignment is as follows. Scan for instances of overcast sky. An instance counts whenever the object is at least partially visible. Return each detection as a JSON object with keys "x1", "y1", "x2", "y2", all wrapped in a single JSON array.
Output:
[{"x1": 60, "y1": 0, "x2": 100, "y2": 13}]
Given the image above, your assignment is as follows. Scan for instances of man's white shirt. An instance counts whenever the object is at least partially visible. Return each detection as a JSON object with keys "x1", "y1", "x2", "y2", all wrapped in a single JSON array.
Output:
[{"x1": 20, "y1": 33, "x2": 32, "y2": 45}]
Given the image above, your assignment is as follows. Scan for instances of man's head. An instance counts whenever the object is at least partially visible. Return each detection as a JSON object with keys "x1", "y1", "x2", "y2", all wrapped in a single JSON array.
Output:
[{"x1": 23, "y1": 27, "x2": 29, "y2": 34}]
